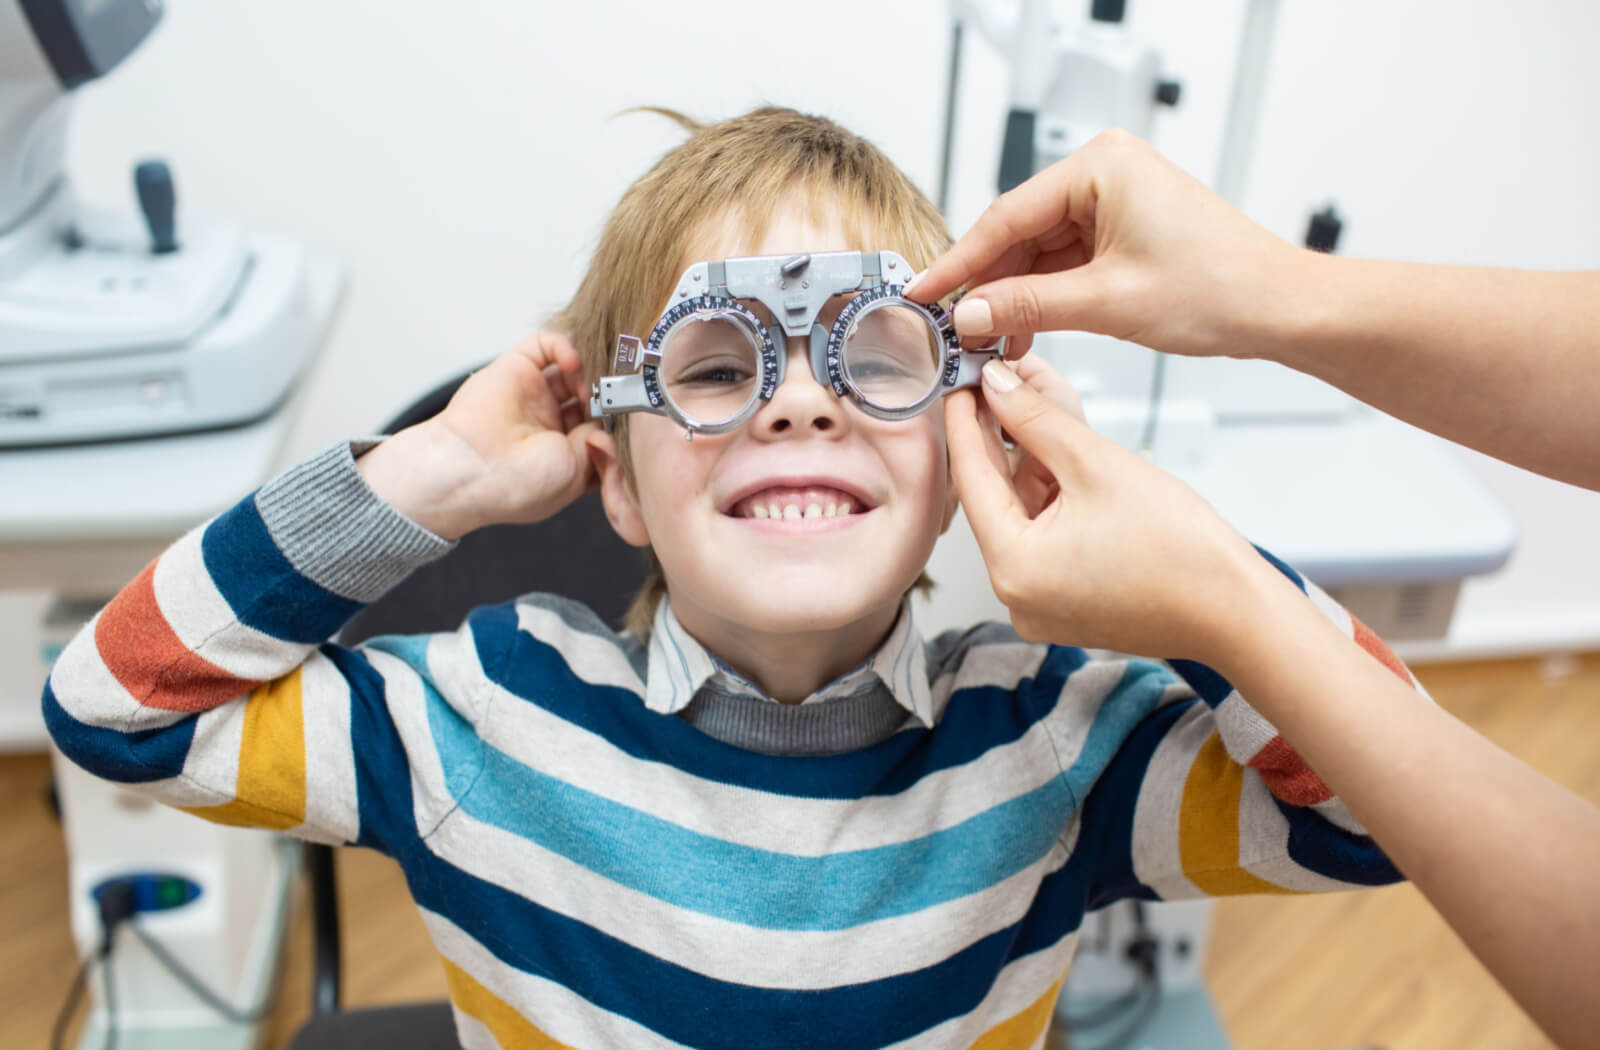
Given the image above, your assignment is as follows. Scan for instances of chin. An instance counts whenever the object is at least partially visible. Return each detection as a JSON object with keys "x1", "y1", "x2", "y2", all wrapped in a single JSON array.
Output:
[{"x1": 719, "y1": 575, "x2": 899, "y2": 636}]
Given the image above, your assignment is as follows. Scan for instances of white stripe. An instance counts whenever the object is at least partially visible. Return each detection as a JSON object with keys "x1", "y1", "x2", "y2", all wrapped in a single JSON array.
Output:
[
  {"x1": 153, "y1": 526, "x2": 311, "y2": 681},
  {"x1": 928, "y1": 640, "x2": 1048, "y2": 716},
  {"x1": 104, "y1": 772, "x2": 233, "y2": 809},
  {"x1": 48, "y1": 613, "x2": 190, "y2": 732},
  {"x1": 422, "y1": 909, "x2": 697, "y2": 1050},
  {"x1": 880, "y1": 930, "x2": 1076, "y2": 1050},
  {"x1": 473, "y1": 669, "x2": 1068, "y2": 856},
  {"x1": 1128, "y1": 703, "x2": 1209, "y2": 900},
  {"x1": 1211, "y1": 690, "x2": 1278, "y2": 765},
  {"x1": 424, "y1": 801, "x2": 1071, "y2": 990},
  {"x1": 451, "y1": 1011, "x2": 499, "y2": 1050},
  {"x1": 1310, "y1": 794, "x2": 1366, "y2": 835},
  {"x1": 295, "y1": 652, "x2": 360, "y2": 845},
  {"x1": 364, "y1": 645, "x2": 466, "y2": 840},
  {"x1": 180, "y1": 700, "x2": 249, "y2": 799},
  {"x1": 1306, "y1": 578, "x2": 1355, "y2": 638},
  {"x1": 1236, "y1": 771, "x2": 1364, "y2": 892},
  {"x1": 517, "y1": 603, "x2": 645, "y2": 697}
]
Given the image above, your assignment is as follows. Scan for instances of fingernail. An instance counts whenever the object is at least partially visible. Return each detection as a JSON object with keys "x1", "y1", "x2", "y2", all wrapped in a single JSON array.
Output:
[
  {"x1": 901, "y1": 272, "x2": 924, "y2": 297},
  {"x1": 954, "y1": 298, "x2": 994, "y2": 336},
  {"x1": 982, "y1": 359, "x2": 1020, "y2": 393}
]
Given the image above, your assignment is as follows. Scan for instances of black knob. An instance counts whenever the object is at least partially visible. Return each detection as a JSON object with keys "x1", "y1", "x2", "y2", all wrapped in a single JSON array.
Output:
[
  {"x1": 135, "y1": 160, "x2": 178, "y2": 254},
  {"x1": 1306, "y1": 203, "x2": 1344, "y2": 253},
  {"x1": 1155, "y1": 79, "x2": 1182, "y2": 107}
]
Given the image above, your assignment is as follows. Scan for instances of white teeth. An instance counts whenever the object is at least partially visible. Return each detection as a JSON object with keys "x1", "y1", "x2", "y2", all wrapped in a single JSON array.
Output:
[
  {"x1": 767, "y1": 503, "x2": 781, "y2": 519},
  {"x1": 804, "y1": 504, "x2": 822, "y2": 518},
  {"x1": 825, "y1": 503, "x2": 838, "y2": 518},
  {"x1": 840, "y1": 500, "x2": 853, "y2": 515},
  {"x1": 751, "y1": 504, "x2": 769, "y2": 519},
  {"x1": 783, "y1": 504, "x2": 801, "y2": 520}
]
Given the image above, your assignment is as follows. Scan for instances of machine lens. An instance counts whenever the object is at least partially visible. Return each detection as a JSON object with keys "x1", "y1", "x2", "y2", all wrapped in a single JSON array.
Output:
[
  {"x1": 840, "y1": 301, "x2": 945, "y2": 410},
  {"x1": 658, "y1": 311, "x2": 763, "y2": 427}
]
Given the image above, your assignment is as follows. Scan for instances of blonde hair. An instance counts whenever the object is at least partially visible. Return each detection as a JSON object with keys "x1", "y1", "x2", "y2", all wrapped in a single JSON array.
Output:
[{"x1": 548, "y1": 106, "x2": 954, "y2": 638}]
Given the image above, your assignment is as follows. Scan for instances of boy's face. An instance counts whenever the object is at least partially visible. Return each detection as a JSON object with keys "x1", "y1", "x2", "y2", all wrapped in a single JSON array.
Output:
[{"x1": 595, "y1": 199, "x2": 959, "y2": 643}]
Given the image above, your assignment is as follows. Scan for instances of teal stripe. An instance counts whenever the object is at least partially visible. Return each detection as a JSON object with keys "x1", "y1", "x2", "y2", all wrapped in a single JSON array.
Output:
[
  {"x1": 367, "y1": 634, "x2": 482, "y2": 804},
  {"x1": 1060, "y1": 659, "x2": 1175, "y2": 803},
  {"x1": 455, "y1": 743, "x2": 1072, "y2": 929}
]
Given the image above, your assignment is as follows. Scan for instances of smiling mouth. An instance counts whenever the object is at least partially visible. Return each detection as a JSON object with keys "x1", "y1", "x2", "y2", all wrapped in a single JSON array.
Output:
[{"x1": 728, "y1": 486, "x2": 872, "y2": 520}]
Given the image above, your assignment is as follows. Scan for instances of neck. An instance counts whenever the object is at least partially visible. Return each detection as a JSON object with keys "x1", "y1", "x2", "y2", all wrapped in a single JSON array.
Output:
[{"x1": 669, "y1": 597, "x2": 901, "y2": 703}]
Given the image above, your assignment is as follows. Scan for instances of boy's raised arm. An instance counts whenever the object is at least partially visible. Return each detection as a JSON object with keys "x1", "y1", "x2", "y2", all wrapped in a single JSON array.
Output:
[{"x1": 45, "y1": 335, "x2": 598, "y2": 850}]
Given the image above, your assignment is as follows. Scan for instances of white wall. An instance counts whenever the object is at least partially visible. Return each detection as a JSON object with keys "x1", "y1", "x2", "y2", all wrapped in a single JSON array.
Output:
[{"x1": 5, "y1": 0, "x2": 1599, "y2": 718}]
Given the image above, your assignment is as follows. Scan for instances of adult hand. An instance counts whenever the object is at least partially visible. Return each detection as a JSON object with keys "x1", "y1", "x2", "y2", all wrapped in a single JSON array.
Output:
[
  {"x1": 358, "y1": 332, "x2": 599, "y2": 540},
  {"x1": 946, "y1": 356, "x2": 1279, "y2": 661},
  {"x1": 908, "y1": 130, "x2": 1300, "y2": 360}
]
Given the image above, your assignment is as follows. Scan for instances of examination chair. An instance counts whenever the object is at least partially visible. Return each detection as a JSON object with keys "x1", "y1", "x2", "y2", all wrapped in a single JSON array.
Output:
[{"x1": 287, "y1": 367, "x2": 646, "y2": 1050}]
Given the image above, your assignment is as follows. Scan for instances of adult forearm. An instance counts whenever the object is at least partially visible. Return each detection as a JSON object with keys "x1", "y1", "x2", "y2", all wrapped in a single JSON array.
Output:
[
  {"x1": 1209, "y1": 572, "x2": 1600, "y2": 1049},
  {"x1": 1252, "y1": 255, "x2": 1600, "y2": 489}
]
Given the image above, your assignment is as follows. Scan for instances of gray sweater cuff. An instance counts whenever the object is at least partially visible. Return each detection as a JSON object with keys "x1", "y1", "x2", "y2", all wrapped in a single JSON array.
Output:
[{"x1": 253, "y1": 438, "x2": 457, "y2": 603}]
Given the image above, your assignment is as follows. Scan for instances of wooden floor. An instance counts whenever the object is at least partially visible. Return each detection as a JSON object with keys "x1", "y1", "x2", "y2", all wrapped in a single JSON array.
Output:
[{"x1": 6, "y1": 654, "x2": 1596, "y2": 1050}]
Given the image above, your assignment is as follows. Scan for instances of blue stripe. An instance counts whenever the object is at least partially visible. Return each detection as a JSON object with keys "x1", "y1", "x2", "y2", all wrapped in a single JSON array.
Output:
[
  {"x1": 450, "y1": 737, "x2": 1073, "y2": 930},
  {"x1": 469, "y1": 601, "x2": 1087, "y2": 798},
  {"x1": 321, "y1": 643, "x2": 423, "y2": 856},
  {"x1": 202, "y1": 499, "x2": 363, "y2": 644},
  {"x1": 43, "y1": 680, "x2": 196, "y2": 784},
  {"x1": 1276, "y1": 795, "x2": 1402, "y2": 886},
  {"x1": 407, "y1": 835, "x2": 1095, "y2": 1049},
  {"x1": 1077, "y1": 699, "x2": 1196, "y2": 908},
  {"x1": 1253, "y1": 544, "x2": 1307, "y2": 592}
]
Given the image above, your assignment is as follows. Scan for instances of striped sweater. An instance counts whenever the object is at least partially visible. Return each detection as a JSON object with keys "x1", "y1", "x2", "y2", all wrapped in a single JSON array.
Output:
[{"x1": 45, "y1": 440, "x2": 1420, "y2": 1050}]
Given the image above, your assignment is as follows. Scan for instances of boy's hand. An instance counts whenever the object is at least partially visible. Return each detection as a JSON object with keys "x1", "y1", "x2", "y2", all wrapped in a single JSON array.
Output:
[
  {"x1": 946, "y1": 357, "x2": 1287, "y2": 662},
  {"x1": 358, "y1": 333, "x2": 598, "y2": 540}
]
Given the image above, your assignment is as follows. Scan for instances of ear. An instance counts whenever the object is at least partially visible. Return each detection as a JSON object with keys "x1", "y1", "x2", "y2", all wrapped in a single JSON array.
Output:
[{"x1": 586, "y1": 428, "x2": 651, "y2": 548}]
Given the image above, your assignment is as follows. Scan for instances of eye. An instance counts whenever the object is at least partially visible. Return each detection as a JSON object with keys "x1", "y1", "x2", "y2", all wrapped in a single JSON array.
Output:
[{"x1": 677, "y1": 356, "x2": 755, "y2": 385}]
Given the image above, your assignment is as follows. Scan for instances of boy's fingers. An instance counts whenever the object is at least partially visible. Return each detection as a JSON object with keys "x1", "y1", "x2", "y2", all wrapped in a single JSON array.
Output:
[{"x1": 945, "y1": 391, "x2": 1028, "y2": 553}]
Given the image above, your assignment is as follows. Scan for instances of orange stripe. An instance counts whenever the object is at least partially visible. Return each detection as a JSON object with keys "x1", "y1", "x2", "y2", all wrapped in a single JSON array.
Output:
[
  {"x1": 183, "y1": 670, "x2": 306, "y2": 831},
  {"x1": 1246, "y1": 735, "x2": 1333, "y2": 806},
  {"x1": 968, "y1": 972, "x2": 1068, "y2": 1050},
  {"x1": 1352, "y1": 616, "x2": 1411, "y2": 684},
  {"x1": 1179, "y1": 732, "x2": 1302, "y2": 896},
  {"x1": 442, "y1": 957, "x2": 580, "y2": 1050},
  {"x1": 96, "y1": 561, "x2": 255, "y2": 711}
]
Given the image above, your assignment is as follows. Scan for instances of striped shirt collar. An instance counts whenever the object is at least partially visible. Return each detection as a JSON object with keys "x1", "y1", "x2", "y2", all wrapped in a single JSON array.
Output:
[{"x1": 644, "y1": 597, "x2": 934, "y2": 728}]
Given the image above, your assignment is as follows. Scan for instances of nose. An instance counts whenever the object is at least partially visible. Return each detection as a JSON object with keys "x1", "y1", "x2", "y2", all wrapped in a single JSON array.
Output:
[{"x1": 749, "y1": 336, "x2": 848, "y2": 439}]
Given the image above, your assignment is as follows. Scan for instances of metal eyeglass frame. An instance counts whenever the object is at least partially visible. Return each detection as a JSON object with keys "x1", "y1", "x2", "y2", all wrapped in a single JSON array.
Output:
[{"x1": 588, "y1": 249, "x2": 1004, "y2": 439}]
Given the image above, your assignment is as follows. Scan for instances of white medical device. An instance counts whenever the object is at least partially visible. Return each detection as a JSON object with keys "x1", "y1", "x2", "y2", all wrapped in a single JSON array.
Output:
[{"x1": 1, "y1": 0, "x2": 328, "y2": 447}]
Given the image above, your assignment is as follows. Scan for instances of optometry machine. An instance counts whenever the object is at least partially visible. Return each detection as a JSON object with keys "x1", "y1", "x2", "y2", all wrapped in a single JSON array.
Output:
[
  {"x1": 1, "y1": 1, "x2": 343, "y2": 1048},
  {"x1": 931, "y1": 2, "x2": 1517, "y2": 1048}
]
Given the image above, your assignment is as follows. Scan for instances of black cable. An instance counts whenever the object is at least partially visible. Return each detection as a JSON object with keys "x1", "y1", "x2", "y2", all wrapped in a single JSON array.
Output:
[
  {"x1": 49, "y1": 952, "x2": 94, "y2": 1050},
  {"x1": 1064, "y1": 900, "x2": 1162, "y2": 1048},
  {"x1": 125, "y1": 922, "x2": 272, "y2": 1023}
]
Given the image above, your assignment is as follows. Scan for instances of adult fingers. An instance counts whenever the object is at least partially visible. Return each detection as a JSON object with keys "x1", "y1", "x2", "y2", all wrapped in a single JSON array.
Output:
[
  {"x1": 977, "y1": 361, "x2": 1089, "y2": 484},
  {"x1": 906, "y1": 153, "x2": 1090, "y2": 303},
  {"x1": 952, "y1": 267, "x2": 1111, "y2": 342},
  {"x1": 945, "y1": 390, "x2": 1029, "y2": 555}
]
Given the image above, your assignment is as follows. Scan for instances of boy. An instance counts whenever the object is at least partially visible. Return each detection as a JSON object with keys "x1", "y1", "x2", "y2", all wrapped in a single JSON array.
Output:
[{"x1": 46, "y1": 107, "x2": 1416, "y2": 1049}]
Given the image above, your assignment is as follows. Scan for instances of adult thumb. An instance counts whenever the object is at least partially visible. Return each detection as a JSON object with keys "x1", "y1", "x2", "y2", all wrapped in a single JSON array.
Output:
[
  {"x1": 978, "y1": 361, "x2": 1083, "y2": 480},
  {"x1": 954, "y1": 268, "x2": 1109, "y2": 341}
]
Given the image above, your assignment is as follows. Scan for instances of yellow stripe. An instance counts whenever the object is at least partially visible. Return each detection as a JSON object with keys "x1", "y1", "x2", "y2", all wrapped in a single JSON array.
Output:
[
  {"x1": 968, "y1": 972, "x2": 1068, "y2": 1050},
  {"x1": 1178, "y1": 731, "x2": 1300, "y2": 896},
  {"x1": 182, "y1": 670, "x2": 306, "y2": 832},
  {"x1": 442, "y1": 957, "x2": 580, "y2": 1050}
]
